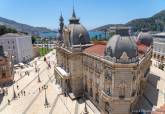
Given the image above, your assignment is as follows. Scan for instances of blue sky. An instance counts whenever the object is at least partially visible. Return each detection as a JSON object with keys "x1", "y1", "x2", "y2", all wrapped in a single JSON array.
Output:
[{"x1": 0, "y1": 0, "x2": 165, "y2": 30}]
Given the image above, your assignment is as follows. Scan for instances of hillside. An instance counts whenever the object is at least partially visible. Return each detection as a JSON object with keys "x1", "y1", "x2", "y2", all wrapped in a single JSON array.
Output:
[
  {"x1": 92, "y1": 10, "x2": 165, "y2": 32},
  {"x1": 91, "y1": 24, "x2": 125, "y2": 31},
  {"x1": 0, "y1": 17, "x2": 52, "y2": 35}
]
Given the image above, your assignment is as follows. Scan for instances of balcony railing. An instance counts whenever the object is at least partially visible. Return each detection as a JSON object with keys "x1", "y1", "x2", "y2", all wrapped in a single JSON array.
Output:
[
  {"x1": 102, "y1": 90, "x2": 112, "y2": 101},
  {"x1": 54, "y1": 66, "x2": 70, "y2": 79}
]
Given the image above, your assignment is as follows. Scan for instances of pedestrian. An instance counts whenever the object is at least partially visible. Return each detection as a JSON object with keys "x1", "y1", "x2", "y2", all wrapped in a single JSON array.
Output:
[
  {"x1": 5, "y1": 88, "x2": 8, "y2": 95},
  {"x1": 24, "y1": 91, "x2": 26, "y2": 96},
  {"x1": 17, "y1": 85, "x2": 19, "y2": 90},
  {"x1": 18, "y1": 93, "x2": 20, "y2": 98},
  {"x1": 2, "y1": 88, "x2": 5, "y2": 96},
  {"x1": 42, "y1": 86, "x2": 44, "y2": 90},
  {"x1": 21, "y1": 90, "x2": 23, "y2": 95},
  {"x1": 39, "y1": 88, "x2": 41, "y2": 92},
  {"x1": 8, "y1": 99, "x2": 10, "y2": 105}
]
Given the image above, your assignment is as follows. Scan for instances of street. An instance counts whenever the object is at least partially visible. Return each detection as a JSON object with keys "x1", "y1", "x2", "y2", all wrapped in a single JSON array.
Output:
[{"x1": 0, "y1": 50, "x2": 94, "y2": 114}]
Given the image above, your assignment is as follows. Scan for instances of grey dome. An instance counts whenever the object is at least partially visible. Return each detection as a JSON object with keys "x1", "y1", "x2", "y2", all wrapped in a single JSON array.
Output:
[
  {"x1": 137, "y1": 32, "x2": 153, "y2": 46},
  {"x1": 67, "y1": 24, "x2": 90, "y2": 45},
  {"x1": 105, "y1": 35, "x2": 138, "y2": 59}
]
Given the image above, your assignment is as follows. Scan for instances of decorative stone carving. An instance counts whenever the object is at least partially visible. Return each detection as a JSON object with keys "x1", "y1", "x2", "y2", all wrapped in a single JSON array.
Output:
[{"x1": 120, "y1": 51, "x2": 129, "y2": 59}]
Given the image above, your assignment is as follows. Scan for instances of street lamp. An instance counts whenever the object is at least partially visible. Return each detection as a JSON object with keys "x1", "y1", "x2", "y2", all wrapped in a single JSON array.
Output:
[
  {"x1": 82, "y1": 81, "x2": 88, "y2": 114},
  {"x1": 43, "y1": 84, "x2": 49, "y2": 107},
  {"x1": 37, "y1": 68, "x2": 41, "y2": 82},
  {"x1": 13, "y1": 81, "x2": 17, "y2": 99},
  {"x1": 83, "y1": 94, "x2": 88, "y2": 114}
]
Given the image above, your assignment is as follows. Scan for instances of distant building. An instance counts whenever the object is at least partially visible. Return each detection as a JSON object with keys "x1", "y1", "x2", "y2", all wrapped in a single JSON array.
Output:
[
  {"x1": 0, "y1": 33, "x2": 33, "y2": 64},
  {"x1": 54, "y1": 9, "x2": 152, "y2": 114},
  {"x1": 153, "y1": 32, "x2": 165, "y2": 62},
  {"x1": 0, "y1": 46, "x2": 13, "y2": 85}
]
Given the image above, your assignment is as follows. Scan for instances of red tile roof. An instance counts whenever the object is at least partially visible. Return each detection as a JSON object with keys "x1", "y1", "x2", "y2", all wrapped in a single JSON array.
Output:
[
  {"x1": 83, "y1": 43, "x2": 149, "y2": 57},
  {"x1": 137, "y1": 44, "x2": 149, "y2": 54},
  {"x1": 83, "y1": 44, "x2": 106, "y2": 57}
]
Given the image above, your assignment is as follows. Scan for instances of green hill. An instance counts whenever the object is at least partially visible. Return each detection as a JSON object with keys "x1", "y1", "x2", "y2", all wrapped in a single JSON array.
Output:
[
  {"x1": 92, "y1": 10, "x2": 165, "y2": 32},
  {"x1": 126, "y1": 10, "x2": 165, "y2": 31}
]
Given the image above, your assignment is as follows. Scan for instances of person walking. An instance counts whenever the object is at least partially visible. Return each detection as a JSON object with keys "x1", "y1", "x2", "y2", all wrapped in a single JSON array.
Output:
[
  {"x1": 21, "y1": 90, "x2": 23, "y2": 95},
  {"x1": 24, "y1": 91, "x2": 26, "y2": 96},
  {"x1": 17, "y1": 85, "x2": 19, "y2": 90},
  {"x1": 18, "y1": 93, "x2": 20, "y2": 98},
  {"x1": 5, "y1": 88, "x2": 8, "y2": 95},
  {"x1": 8, "y1": 99, "x2": 10, "y2": 105}
]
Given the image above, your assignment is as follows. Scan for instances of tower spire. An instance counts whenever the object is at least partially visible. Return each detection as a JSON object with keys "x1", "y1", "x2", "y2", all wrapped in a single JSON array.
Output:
[
  {"x1": 58, "y1": 12, "x2": 64, "y2": 42},
  {"x1": 69, "y1": 6, "x2": 80, "y2": 24},
  {"x1": 72, "y1": 7, "x2": 76, "y2": 18}
]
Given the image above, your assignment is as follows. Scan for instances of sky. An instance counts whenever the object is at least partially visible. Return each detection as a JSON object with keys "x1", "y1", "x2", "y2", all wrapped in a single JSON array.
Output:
[{"x1": 0, "y1": 0, "x2": 165, "y2": 30}]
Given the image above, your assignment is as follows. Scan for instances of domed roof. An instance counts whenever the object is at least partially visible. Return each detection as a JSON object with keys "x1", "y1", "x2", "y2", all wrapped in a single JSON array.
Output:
[
  {"x1": 66, "y1": 8, "x2": 90, "y2": 45},
  {"x1": 105, "y1": 35, "x2": 138, "y2": 59},
  {"x1": 67, "y1": 24, "x2": 90, "y2": 45},
  {"x1": 137, "y1": 32, "x2": 153, "y2": 46}
]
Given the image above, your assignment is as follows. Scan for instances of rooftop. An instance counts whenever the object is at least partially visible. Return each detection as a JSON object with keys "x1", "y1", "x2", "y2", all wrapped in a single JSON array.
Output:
[
  {"x1": 83, "y1": 42, "x2": 150, "y2": 59},
  {"x1": 83, "y1": 44, "x2": 106, "y2": 57}
]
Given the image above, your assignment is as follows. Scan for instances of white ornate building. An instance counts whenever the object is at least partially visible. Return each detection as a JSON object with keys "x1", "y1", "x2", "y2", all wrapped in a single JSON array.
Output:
[
  {"x1": 0, "y1": 33, "x2": 33, "y2": 64},
  {"x1": 153, "y1": 32, "x2": 165, "y2": 62},
  {"x1": 54, "y1": 9, "x2": 152, "y2": 114}
]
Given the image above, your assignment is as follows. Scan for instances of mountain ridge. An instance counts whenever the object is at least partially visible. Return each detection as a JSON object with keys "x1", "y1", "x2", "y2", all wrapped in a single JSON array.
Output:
[
  {"x1": 92, "y1": 9, "x2": 165, "y2": 32},
  {"x1": 0, "y1": 17, "x2": 52, "y2": 35}
]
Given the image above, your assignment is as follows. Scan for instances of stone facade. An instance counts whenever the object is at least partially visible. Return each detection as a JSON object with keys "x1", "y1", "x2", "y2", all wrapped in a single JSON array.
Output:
[
  {"x1": 0, "y1": 46, "x2": 13, "y2": 85},
  {"x1": 152, "y1": 32, "x2": 165, "y2": 62},
  {"x1": 54, "y1": 10, "x2": 152, "y2": 114}
]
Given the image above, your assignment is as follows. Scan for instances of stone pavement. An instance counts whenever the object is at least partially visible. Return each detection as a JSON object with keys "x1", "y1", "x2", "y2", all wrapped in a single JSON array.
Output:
[{"x1": 0, "y1": 50, "x2": 94, "y2": 114}]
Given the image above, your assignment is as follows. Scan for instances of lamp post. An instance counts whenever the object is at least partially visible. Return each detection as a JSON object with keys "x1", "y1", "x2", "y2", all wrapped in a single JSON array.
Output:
[
  {"x1": 44, "y1": 84, "x2": 49, "y2": 107},
  {"x1": 37, "y1": 68, "x2": 41, "y2": 82},
  {"x1": 83, "y1": 94, "x2": 88, "y2": 114},
  {"x1": 82, "y1": 79, "x2": 88, "y2": 114},
  {"x1": 11, "y1": 55, "x2": 17, "y2": 99},
  {"x1": 13, "y1": 81, "x2": 17, "y2": 99}
]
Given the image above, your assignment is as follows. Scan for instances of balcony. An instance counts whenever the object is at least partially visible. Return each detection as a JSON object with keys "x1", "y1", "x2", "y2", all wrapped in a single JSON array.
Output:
[
  {"x1": 54, "y1": 66, "x2": 70, "y2": 79},
  {"x1": 101, "y1": 90, "x2": 112, "y2": 101}
]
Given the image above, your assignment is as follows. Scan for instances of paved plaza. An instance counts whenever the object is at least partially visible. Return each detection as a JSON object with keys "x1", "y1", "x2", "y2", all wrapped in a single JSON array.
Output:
[
  {"x1": 0, "y1": 50, "x2": 94, "y2": 114},
  {"x1": 0, "y1": 50, "x2": 164, "y2": 114}
]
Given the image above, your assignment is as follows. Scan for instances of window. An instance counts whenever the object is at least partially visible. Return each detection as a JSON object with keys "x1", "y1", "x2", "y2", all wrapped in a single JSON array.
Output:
[
  {"x1": 131, "y1": 90, "x2": 136, "y2": 97},
  {"x1": 90, "y1": 88, "x2": 93, "y2": 97},
  {"x1": 2, "y1": 72, "x2": 6, "y2": 78},
  {"x1": 105, "y1": 69, "x2": 112, "y2": 80},
  {"x1": 133, "y1": 75, "x2": 136, "y2": 81},
  {"x1": 105, "y1": 102, "x2": 110, "y2": 113},
  {"x1": 95, "y1": 93, "x2": 99, "y2": 103}
]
